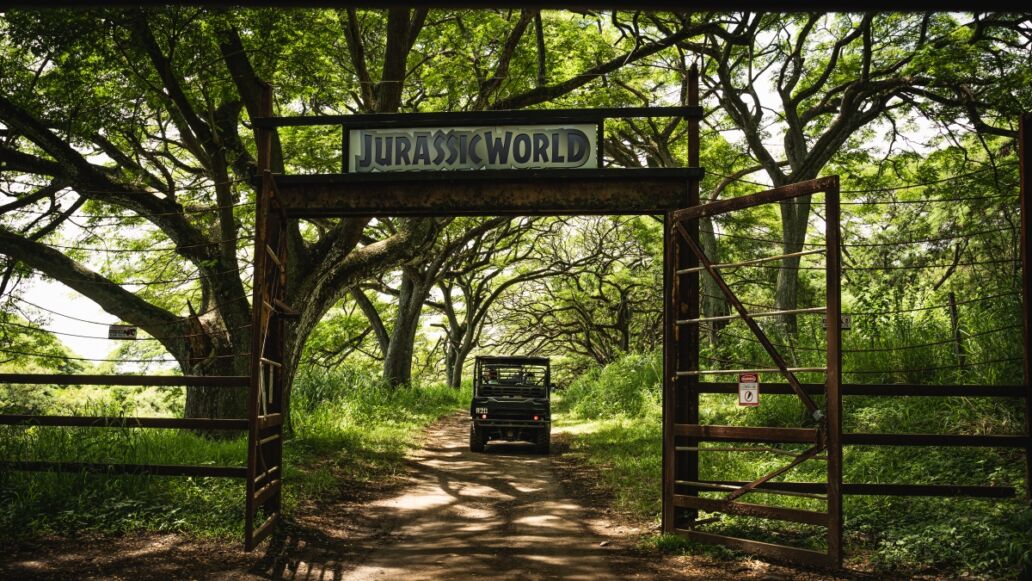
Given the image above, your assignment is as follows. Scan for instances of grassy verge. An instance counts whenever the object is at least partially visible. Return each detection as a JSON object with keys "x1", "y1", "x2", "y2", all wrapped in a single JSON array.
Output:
[
  {"x1": 0, "y1": 367, "x2": 469, "y2": 542},
  {"x1": 553, "y1": 352, "x2": 1032, "y2": 578}
]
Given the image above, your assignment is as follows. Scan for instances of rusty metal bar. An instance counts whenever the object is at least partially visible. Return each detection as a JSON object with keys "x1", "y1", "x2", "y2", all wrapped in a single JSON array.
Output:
[
  {"x1": 843, "y1": 433, "x2": 1031, "y2": 447},
  {"x1": 677, "y1": 367, "x2": 825, "y2": 377},
  {"x1": 1021, "y1": 112, "x2": 1032, "y2": 502},
  {"x1": 0, "y1": 374, "x2": 248, "y2": 387},
  {"x1": 250, "y1": 512, "x2": 279, "y2": 549},
  {"x1": 675, "y1": 479, "x2": 828, "y2": 500},
  {"x1": 673, "y1": 494, "x2": 829, "y2": 526},
  {"x1": 674, "y1": 529, "x2": 833, "y2": 568},
  {"x1": 825, "y1": 176, "x2": 844, "y2": 567},
  {"x1": 674, "y1": 221, "x2": 821, "y2": 416},
  {"x1": 675, "y1": 249, "x2": 824, "y2": 274},
  {"x1": 701, "y1": 480, "x2": 1016, "y2": 498},
  {"x1": 695, "y1": 382, "x2": 1028, "y2": 397},
  {"x1": 677, "y1": 306, "x2": 826, "y2": 325},
  {"x1": 0, "y1": 415, "x2": 247, "y2": 430},
  {"x1": 675, "y1": 424, "x2": 818, "y2": 444},
  {"x1": 676, "y1": 445, "x2": 825, "y2": 458},
  {"x1": 274, "y1": 169, "x2": 701, "y2": 217},
  {"x1": 673, "y1": 176, "x2": 838, "y2": 222},
  {"x1": 245, "y1": 81, "x2": 274, "y2": 553},
  {"x1": 725, "y1": 445, "x2": 823, "y2": 502},
  {"x1": 1, "y1": 461, "x2": 247, "y2": 478}
]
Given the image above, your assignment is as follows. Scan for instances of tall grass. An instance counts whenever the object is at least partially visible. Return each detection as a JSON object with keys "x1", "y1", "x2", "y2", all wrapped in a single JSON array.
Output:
[{"x1": 0, "y1": 368, "x2": 469, "y2": 542}]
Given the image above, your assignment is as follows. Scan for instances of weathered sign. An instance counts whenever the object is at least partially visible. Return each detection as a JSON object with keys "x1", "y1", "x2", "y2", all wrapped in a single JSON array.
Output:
[
  {"x1": 108, "y1": 325, "x2": 138, "y2": 340},
  {"x1": 347, "y1": 125, "x2": 598, "y2": 172},
  {"x1": 738, "y1": 372, "x2": 760, "y2": 407}
]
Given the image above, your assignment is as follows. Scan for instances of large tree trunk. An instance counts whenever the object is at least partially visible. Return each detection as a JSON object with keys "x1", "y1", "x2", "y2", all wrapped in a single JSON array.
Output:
[
  {"x1": 774, "y1": 194, "x2": 813, "y2": 332},
  {"x1": 382, "y1": 269, "x2": 430, "y2": 386},
  {"x1": 699, "y1": 217, "x2": 729, "y2": 344}
]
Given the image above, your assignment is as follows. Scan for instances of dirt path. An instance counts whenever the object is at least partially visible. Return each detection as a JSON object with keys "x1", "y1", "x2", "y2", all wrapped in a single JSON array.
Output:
[
  {"x1": 340, "y1": 413, "x2": 617, "y2": 580},
  {"x1": 0, "y1": 413, "x2": 862, "y2": 580}
]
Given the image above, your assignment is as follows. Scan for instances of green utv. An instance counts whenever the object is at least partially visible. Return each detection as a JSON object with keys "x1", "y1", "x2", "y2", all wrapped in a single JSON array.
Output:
[{"x1": 469, "y1": 355, "x2": 551, "y2": 454}]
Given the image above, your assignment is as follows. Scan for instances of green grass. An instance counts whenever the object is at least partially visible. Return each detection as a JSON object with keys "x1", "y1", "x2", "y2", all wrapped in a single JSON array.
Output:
[
  {"x1": 553, "y1": 350, "x2": 1032, "y2": 578},
  {"x1": 0, "y1": 367, "x2": 469, "y2": 542}
]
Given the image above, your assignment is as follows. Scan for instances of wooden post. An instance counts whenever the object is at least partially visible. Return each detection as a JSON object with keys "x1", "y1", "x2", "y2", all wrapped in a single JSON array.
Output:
[
  {"x1": 1020, "y1": 113, "x2": 1031, "y2": 502},
  {"x1": 663, "y1": 63, "x2": 701, "y2": 533},
  {"x1": 825, "y1": 177, "x2": 844, "y2": 567}
]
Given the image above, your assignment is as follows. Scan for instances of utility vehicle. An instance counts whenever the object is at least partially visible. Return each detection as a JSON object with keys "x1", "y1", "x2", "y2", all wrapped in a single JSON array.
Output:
[{"x1": 469, "y1": 355, "x2": 551, "y2": 454}]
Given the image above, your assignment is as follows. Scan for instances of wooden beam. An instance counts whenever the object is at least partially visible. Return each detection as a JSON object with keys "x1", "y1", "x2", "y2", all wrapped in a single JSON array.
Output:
[
  {"x1": 673, "y1": 494, "x2": 829, "y2": 526},
  {"x1": 675, "y1": 424, "x2": 817, "y2": 444}
]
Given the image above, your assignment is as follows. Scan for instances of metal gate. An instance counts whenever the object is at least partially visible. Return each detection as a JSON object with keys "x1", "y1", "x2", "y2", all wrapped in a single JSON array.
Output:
[
  {"x1": 244, "y1": 84, "x2": 292, "y2": 551},
  {"x1": 663, "y1": 177, "x2": 843, "y2": 567}
]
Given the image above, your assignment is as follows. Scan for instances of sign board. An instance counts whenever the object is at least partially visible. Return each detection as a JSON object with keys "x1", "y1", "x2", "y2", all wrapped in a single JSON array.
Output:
[
  {"x1": 822, "y1": 314, "x2": 852, "y2": 330},
  {"x1": 347, "y1": 125, "x2": 598, "y2": 173},
  {"x1": 108, "y1": 325, "x2": 138, "y2": 340},
  {"x1": 738, "y1": 373, "x2": 759, "y2": 407}
]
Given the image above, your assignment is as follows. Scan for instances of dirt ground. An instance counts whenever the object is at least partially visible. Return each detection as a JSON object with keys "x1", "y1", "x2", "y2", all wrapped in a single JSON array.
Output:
[{"x1": 0, "y1": 413, "x2": 884, "y2": 580}]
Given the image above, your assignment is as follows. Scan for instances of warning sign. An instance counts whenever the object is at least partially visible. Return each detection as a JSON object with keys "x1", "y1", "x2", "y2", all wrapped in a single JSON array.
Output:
[
  {"x1": 108, "y1": 325, "x2": 138, "y2": 340},
  {"x1": 738, "y1": 373, "x2": 759, "y2": 407}
]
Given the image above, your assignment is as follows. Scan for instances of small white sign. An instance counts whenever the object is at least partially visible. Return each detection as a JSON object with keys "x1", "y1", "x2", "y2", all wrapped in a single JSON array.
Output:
[
  {"x1": 108, "y1": 325, "x2": 138, "y2": 340},
  {"x1": 738, "y1": 373, "x2": 759, "y2": 407}
]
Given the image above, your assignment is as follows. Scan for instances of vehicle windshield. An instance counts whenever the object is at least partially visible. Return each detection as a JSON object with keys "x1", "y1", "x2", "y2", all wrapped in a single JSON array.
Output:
[{"x1": 477, "y1": 361, "x2": 549, "y2": 398}]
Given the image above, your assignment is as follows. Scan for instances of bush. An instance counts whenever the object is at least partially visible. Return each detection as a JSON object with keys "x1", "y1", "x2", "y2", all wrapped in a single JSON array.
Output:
[{"x1": 557, "y1": 352, "x2": 661, "y2": 418}]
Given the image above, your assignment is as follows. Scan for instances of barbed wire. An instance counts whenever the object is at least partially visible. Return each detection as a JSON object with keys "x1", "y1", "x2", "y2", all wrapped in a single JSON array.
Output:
[
  {"x1": 0, "y1": 347, "x2": 248, "y2": 363},
  {"x1": 842, "y1": 356, "x2": 1023, "y2": 375},
  {"x1": 2, "y1": 200, "x2": 255, "y2": 222},
  {"x1": 35, "y1": 237, "x2": 249, "y2": 253},
  {"x1": 0, "y1": 318, "x2": 252, "y2": 341},
  {"x1": 705, "y1": 162, "x2": 1018, "y2": 199},
  {"x1": 7, "y1": 295, "x2": 253, "y2": 327},
  {"x1": 23, "y1": 268, "x2": 248, "y2": 286}
]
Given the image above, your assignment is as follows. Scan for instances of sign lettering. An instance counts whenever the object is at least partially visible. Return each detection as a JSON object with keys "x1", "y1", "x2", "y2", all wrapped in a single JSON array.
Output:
[
  {"x1": 349, "y1": 125, "x2": 598, "y2": 172},
  {"x1": 108, "y1": 325, "x2": 138, "y2": 340}
]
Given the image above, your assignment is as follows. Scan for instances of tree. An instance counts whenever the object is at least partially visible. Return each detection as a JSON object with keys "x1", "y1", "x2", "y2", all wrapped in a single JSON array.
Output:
[
  {"x1": 485, "y1": 216, "x2": 661, "y2": 373},
  {"x1": 664, "y1": 12, "x2": 1032, "y2": 328},
  {"x1": 0, "y1": 8, "x2": 706, "y2": 416},
  {"x1": 432, "y1": 217, "x2": 581, "y2": 387}
]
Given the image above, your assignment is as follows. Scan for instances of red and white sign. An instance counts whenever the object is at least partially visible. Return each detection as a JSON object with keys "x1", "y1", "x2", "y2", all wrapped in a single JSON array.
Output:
[{"x1": 738, "y1": 373, "x2": 759, "y2": 407}]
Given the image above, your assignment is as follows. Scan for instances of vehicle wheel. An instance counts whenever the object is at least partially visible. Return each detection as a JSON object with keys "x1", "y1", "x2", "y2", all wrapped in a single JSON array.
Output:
[
  {"x1": 535, "y1": 428, "x2": 550, "y2": 454},
  {"x1": 469, "y1": 424, "x2": 486, "y2": 453}
]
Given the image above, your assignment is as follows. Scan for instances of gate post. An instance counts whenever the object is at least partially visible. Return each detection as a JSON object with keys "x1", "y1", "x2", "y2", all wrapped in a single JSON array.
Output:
[
  {"x1": 825, "y1": 178, "x2": 843, "y2": 566},
  {"x1": 663, "y1": 64, "x2": 701, "y2": 533},
  {"x1": 1020, "y1": 112, "x2": 1031, "y2": 502}
]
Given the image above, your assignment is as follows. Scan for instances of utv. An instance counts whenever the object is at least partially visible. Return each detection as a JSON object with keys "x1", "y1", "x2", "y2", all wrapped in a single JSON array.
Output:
[{"x1": 469, "y1": 355, "x2": 551, "y2": 454}]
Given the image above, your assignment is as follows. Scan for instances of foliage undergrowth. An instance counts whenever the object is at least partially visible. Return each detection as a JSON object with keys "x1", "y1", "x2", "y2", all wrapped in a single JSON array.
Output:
[
  {"x1": 0, "y1": 367, "x2": 468, "y2": 543},
  {"x1": 555, "y1": 345, "x2": 1032, "y2": 578}
]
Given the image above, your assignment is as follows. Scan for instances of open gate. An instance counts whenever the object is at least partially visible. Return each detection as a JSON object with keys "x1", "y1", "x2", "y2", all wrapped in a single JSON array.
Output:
[{"x1": 663, "y1": 177, "x2": 843, "y2": 567}]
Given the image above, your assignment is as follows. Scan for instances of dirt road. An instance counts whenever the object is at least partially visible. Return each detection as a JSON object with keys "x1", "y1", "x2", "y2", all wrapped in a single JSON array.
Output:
[{"x1": 341, "y1": 414, "x2": 617, "y2": 580}]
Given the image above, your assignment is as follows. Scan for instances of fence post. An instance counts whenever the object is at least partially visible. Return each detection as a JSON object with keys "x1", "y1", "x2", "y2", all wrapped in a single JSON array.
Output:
[
  {"x1": 1020, "y1": 112, "x2": 1031, "y2": 502},
  {"x1": 947, "y1": 292, "x2": 966, "y2": 369}
]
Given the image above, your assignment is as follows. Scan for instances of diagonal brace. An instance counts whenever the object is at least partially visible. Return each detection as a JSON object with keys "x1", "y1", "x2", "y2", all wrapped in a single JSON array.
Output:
[
  {"x1": 674, "y1": 221, "x2": 821, "y2": 417},
  {"x1": 724, "y1": 445, "x2": 823, "y2": 502}
]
